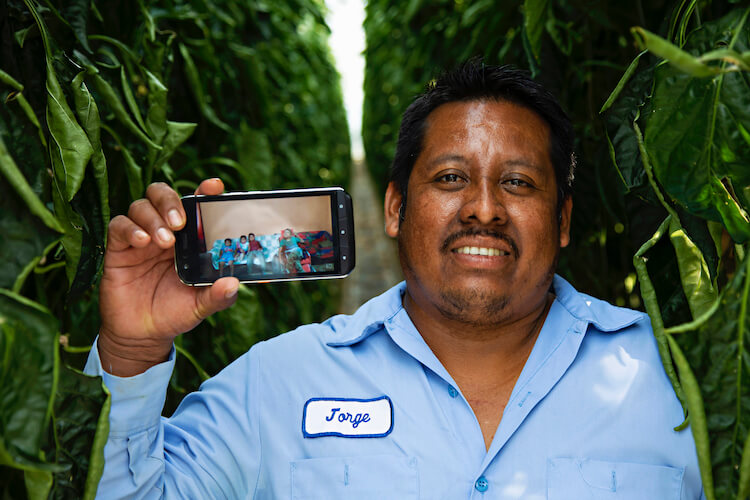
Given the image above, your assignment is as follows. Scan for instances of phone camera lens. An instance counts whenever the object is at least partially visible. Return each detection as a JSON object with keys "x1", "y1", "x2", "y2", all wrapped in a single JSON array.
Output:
[{"x1": 183, "y1": 264, "x2": 189, "y2": 270}]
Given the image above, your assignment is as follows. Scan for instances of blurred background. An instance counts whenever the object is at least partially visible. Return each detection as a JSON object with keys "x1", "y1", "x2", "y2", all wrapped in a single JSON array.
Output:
[{"x1": 1, "y1": 0, "x2": 748, "y2": 497}]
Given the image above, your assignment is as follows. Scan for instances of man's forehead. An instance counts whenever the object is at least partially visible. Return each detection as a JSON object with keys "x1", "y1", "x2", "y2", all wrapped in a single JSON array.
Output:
[{"x1": 418, "y1": 100, "x2": 553, "y2": 163}]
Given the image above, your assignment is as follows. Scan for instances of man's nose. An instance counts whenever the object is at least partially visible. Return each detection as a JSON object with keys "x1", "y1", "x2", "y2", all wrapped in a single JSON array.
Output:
[{"x1": 459, "y1": 181, "x2": 506, "y2": 225}]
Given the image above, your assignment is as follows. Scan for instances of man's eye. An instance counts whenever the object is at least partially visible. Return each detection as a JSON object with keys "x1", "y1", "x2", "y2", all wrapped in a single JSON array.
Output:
[
  {"x1": 438, "y1": 174, "x2": 462, "y2": 183},
  {"x1": 506, "y1": 179, "x2": 531, "y2": 188}
]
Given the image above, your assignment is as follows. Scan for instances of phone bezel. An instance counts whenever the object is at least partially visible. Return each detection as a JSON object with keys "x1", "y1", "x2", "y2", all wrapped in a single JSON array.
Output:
[{"x1": 175, "y1": 187, "x2": 355, "y2": 286}]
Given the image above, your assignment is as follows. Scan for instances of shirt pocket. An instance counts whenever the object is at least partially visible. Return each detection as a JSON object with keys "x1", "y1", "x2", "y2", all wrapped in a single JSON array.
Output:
[
  {"x1": 290, "y1": 454, "x2": 418, "y2": 500},
  {"x1": 547, "y1": 457, "x2": 684, "y2": 500}
]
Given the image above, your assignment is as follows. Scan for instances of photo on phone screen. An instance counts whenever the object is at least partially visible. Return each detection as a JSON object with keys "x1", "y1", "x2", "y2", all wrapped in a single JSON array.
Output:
[{"x1": 175, "y1": 188, "x2": 355, "y2": 285}]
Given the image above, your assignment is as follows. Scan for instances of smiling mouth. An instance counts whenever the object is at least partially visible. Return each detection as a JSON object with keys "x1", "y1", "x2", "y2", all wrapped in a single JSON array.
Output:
[{"x1": 453, "y1": 246, "x2": 510, "y2": 256}]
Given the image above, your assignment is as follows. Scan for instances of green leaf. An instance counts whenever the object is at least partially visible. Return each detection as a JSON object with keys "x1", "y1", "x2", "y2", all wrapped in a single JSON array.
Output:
[
  {"x1": 71, "y1": 72, "x2": 110, "y2": 237},
  {"x1": 14, "y1": 25, "x2": 35, "y2": 49},
  {"x1": 120, "y1": 66, "x2": 147, "y2": 133},
  {"x1": 6, "y1": 91, "x2": 47, "y2": 147},
  {"x1": 603, "y1": 57, "x2": 655, "y2": 192},
  {"x1": 0, "y1": 290, "x2": 59, "y2": 471},
  {"x1": 62, "y1": 0, "x2": 92, "y2": 53},
  {"x1": 147, "y1": 120, "x2": 197, "y2": 185},
  {"x1": 51, "y1": 172, "x2": 83, "y2": 288},
  {"x1": 669, "y1": 254, "x2": 750, "y2": 498},
  {"x1": 144, "y1": 70, "x2": 168, "y2": 144},
  {"x1": 600, "y1": 51, "x2": 646, "y2": 114},
  {"x1": 634, "y1": 216, "x2": 687, "y2": 411},
  {"x1": 0, "y1": 68, "x2": 24, "y2": 91},
  {"x1": 523, "y1": 0, "x2": 548, "y2": 62},
  {"x1": 632, "y1": 27, "x2": 724, "y2": 78},
  {"x1": 236, "y1": 122, "x2": 274, "y2": 190},
  {"x1": 102, "y1": 124, "x2": 143, "y2": 200},
  {"x1": 0, "y1": 134, "x2": 63, "y2": 233},
  {"x1": 739, "y1": 428, "x2": 750, "y2": 498},
  {"x1": 24, "y1": 469, "x2": 53, "y2": 500},
  {"x1": 46, "y1": 60, "x2": 94, "y2": 201},
  {"x1": 178, "y1": 43, "x2": 232, "y2": 132},
  {"x1": 669, "y1": 217, "x2": 718, "y2": 319},
  {"x1": 87, "y1": 71, "x2": 161, "y2": 151},
  {"x1": 47, "y1": 367, "x2": 110, "y2": 500},
  {"x1": 667, "y1": 333, "x2": 716, "y2": 500},
  {"x1": 642, "y1": 9, "x2": 750, "y2": 243}
]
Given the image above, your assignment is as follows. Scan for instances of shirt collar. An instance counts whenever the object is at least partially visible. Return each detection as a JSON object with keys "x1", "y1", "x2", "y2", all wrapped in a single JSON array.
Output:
[
  {"x1": 552, "y1": 274, "x2": 643, "y2": 332},
  {"x1": 326, "y1": 275, "x2": 643, "y2": 348},
  {"x1": 326, "y1": 282, "x2": 407, "y2": 347}
]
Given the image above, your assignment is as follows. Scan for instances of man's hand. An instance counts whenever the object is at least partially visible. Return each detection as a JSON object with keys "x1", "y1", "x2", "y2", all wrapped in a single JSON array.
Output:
[{"x1": 98, "y1": 179, "x2": 239, "y2": 377}]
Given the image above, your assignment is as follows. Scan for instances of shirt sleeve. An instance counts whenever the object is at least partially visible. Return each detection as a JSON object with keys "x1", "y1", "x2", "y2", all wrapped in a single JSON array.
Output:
[{"x1": 84, "y1": 337, "x2": 262, "y2": 499}]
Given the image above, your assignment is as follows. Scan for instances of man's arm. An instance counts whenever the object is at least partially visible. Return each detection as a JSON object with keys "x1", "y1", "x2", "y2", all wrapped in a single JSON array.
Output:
[
  {"x1": 98, "y1": 179, "x2": 238, "y2": 377},
  {"x1": 85, "y1": 338, "x2": 261, "y2": 499}
]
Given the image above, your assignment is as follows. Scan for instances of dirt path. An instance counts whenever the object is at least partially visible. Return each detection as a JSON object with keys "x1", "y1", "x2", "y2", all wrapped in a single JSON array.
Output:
[{"x1": 339, "y1": 159, "x2": 402, "y2": 314}]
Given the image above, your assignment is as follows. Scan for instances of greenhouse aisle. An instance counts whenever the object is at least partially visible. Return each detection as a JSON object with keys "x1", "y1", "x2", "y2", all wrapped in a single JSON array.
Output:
[{"x1": 340, "y1": 159, "x2": 402, "y2": 314}]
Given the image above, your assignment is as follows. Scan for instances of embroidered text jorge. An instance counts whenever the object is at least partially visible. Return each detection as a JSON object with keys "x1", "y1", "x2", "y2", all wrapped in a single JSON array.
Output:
[{"x1": 325, "y1": 408, "x2": 371, "y2": 428}]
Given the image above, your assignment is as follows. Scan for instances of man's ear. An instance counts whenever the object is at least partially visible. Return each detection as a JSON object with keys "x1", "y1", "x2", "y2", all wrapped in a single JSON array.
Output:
[
  {"x1": 559, "y1": 196, "x2": 573, "y2": 248},
  {"x1": 384, "y1": 181, "x2": 403, "y2": 238}
]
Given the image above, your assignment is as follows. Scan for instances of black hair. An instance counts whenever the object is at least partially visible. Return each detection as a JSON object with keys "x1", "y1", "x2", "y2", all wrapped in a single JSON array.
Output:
[
  {"x1": 240, "y1": 235, "x2": 247, "y2": 240},
  {"x1": 248, "y1": 233, "x2": 255, "y2": 237},
  {"x1": 390, "y1": 60, "x2": 576, "y2": 214},
  {"x1": 224, "y1": 238, "x2": 232, "y2": 244}
]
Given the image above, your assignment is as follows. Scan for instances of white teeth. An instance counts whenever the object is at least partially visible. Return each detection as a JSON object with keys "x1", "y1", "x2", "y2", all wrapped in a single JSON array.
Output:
[{"x1": 454, "y1": 246, "x2": 509, "y2": 256}]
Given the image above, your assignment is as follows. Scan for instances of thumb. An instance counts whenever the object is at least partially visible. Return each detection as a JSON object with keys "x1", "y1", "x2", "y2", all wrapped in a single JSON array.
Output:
[{"x1": 195, "y1": 277, "x2": 240, "y2": 320}]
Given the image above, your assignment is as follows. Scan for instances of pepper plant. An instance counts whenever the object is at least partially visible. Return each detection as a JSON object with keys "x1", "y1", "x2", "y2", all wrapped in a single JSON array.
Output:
[{"x1": 0, "y1": 0, "x2": 349, "y2": 497}]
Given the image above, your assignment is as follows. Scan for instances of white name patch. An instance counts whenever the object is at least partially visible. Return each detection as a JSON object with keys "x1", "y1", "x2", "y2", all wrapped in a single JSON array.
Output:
[{"x1": 302, "y1": 396, "x2": 393, "y2": 438}]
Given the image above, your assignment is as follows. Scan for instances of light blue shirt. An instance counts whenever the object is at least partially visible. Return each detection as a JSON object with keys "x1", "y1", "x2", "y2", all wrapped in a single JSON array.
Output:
[{"x1": 85, "y1": 276, "x2": 704, "y2": 499}]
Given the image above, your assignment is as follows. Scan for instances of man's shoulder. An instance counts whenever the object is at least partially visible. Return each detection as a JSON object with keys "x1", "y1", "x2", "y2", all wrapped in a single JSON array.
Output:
[
  {"x1": 553, "y1": 274, "x2": 650, "y2": 334},
  {"x1": 249, "y1": 282, "x2": 406, "y2": 363}
]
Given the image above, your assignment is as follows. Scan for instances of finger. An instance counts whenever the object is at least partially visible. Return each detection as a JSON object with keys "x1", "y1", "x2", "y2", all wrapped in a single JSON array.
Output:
[
  {"x1": 195, "y1": 178, "x2": 224, "y2": 196},
  {"x1": 128, "y1": 198, "x2": 175, "y2": 249},
  {"x1": 194, "y1": 277, "x2": 240, "y2": 320},
  {"x1": 145, "y1": 182, "x2": 185, "y2": 231},
  {"x1": 107, "y1": 215, "x2": 151, "y2": 252}
]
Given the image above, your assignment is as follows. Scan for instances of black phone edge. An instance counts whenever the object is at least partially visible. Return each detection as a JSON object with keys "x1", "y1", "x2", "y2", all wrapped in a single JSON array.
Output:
[{"x1": 174, "y1": 187, "x2": 355, "y2": 286}]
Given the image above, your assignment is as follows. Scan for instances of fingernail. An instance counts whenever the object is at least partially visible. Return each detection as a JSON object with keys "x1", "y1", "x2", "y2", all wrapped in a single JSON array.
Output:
[
  {"x1": 135, "y1": 229, "x2": 149, "y2": 241},
  {"x1": 157, "y1": 227, "x2": 173, "y2": 243},
  {"x1": 167, "y1": 209, "x2": 183, "y2": 228},
  {"x1": 225, "y1": 284, "x2": 239, "y2": 299}
]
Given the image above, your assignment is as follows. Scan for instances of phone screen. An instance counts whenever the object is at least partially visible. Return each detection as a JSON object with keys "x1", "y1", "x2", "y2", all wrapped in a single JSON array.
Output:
[{"x1": 176, "y1": 188, "x2": 354, "y2": 285}]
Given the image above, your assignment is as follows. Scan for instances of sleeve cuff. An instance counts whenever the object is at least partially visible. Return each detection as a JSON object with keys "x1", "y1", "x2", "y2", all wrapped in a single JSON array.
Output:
[{"x1": 84, "y1": 336, "x2": 176, "y2": 436}]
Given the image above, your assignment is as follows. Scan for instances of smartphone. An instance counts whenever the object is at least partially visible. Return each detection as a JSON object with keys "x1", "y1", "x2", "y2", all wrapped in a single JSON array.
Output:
[{"x1": 175, "y1": 187, "x2": 355, "y2": 286}]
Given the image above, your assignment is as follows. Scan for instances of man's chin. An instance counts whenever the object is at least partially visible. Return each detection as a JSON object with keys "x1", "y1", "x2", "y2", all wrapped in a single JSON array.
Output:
[{"x1": 437, "y1": 288, "x2": 512, "y2": 327}]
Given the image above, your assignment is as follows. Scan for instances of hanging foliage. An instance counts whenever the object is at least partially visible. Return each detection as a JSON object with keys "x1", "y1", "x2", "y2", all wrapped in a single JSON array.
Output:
[{"x1": 0, "y1": 0, "x2": 349, "y2": 497}]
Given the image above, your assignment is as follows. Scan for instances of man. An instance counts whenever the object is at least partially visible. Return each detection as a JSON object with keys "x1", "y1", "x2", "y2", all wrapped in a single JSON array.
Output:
[{"x1": 87, "y1": 62, "x2": 704, "y2": 498}]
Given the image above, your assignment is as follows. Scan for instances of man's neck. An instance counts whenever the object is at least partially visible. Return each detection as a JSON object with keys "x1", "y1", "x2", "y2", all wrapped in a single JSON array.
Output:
[
  {"x1": 403, "y1": 289, "x2": 552, "y2": 369},
  {"x1": 403, "y1": 290, "x2": 554, "y2": 449}
]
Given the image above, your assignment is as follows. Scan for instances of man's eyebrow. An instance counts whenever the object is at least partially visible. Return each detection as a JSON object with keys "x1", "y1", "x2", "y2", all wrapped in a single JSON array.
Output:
[
  {"x1": 425, "y1": 154, "x2": 469, "y2": 168},
  {"x1": 502, "y1": 158, "x2": 547, "y2": 173}
]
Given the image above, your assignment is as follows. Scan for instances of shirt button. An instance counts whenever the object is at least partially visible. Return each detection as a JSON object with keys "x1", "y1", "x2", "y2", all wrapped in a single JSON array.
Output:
[
  {"x1": 475, "y1": 476, "x2": 489, "y2": 493},
  {"x1": 448, "y1": 386, "x2": 459, "y2": 398}
]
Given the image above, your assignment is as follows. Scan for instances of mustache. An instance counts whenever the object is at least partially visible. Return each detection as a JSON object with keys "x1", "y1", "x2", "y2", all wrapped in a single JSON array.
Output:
[{"x1": 441, "y1": 228, "x2": 519, "y2": 258}]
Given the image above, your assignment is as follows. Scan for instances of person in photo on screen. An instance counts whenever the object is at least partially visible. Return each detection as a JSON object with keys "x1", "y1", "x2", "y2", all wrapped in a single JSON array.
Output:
[
  {"x1": 279, "y1": 228, "x2": 304, "y2": 273},
  {"x1": 218, "y1": 238, "x2": 235, "y2": 277},
  {"x1": 235, "y1": 235, "x2": 249, "y2": 263},
  {"x1": 247, "y1": 233, "x2": 265, "y2": 273}
]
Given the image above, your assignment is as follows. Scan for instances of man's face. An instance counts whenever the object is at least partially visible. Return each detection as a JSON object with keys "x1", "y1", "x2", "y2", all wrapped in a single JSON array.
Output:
[
  {"x1": 384, "y1": 99, "x2": 572, "y2": 327},
  {"x1": 249, "y1": 234, "x2": 255, "y2": 241}
]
